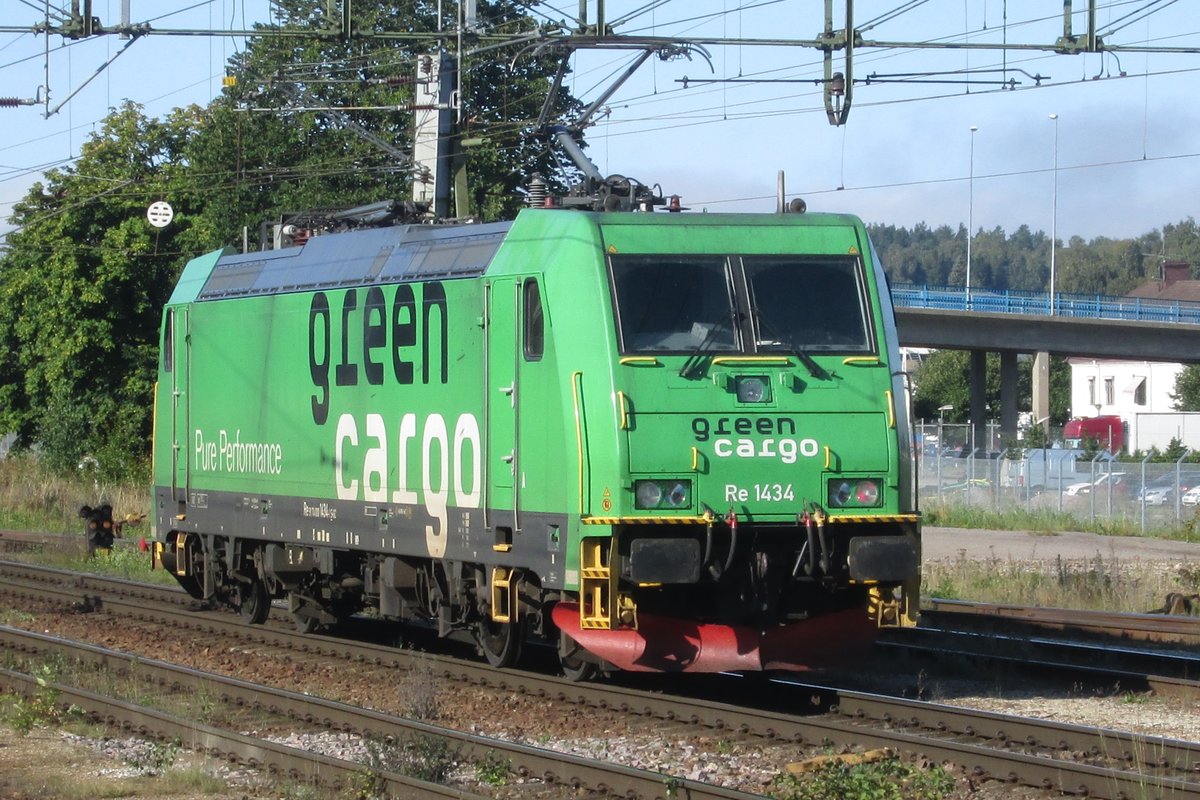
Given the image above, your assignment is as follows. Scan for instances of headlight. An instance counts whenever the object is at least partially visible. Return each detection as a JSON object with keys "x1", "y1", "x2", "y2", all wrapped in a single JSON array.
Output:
[
  {"x1": 735, "y1": 375, "x2": 770, "y2": 403},
  {"x1": 635, "y1": 481, "x2": 663, "y2": 508},
  {"x1": 663, "y1": 482, "x2": 690, "y2": 507},
  {"x1": 634, "y1": 479, "x2": 692, "y2": 510},
  {"x1": 828, "y1": 478, "x2": 883, "y2": 508}
]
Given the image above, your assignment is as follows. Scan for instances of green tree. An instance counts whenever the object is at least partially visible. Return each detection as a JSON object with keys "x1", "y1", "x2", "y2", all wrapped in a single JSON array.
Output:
[
  {"x1": 0, "y1": 2, "x2": 580, "y2": 471},
  {"x1": 912, "y1": 351, "x2": 972, "y2": 421},
  {"x1": 0, "y1": 102, "x2": 198, "y2": 474},
  {"x1": 1172, "y1": 366, "x2": 1200, "y2": 411},
  {"x1": 182, "y1": 0, "x2": 581, "y2": 250},
  {"x1": 1161, "y1": 218, "x2": 1200, "y2": 273},
  {"x1": 912, "y1": 351, "x2": 1070, "y2": 425}
]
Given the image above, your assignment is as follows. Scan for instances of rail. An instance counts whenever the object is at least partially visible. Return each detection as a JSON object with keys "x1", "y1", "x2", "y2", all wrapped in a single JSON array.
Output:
[
  {"x1": 5, "y1": 560, "x2": 1200, "y2": 799},
  {"x1": 892, "y1": 282, "x2": 1200, "y2": 325}
]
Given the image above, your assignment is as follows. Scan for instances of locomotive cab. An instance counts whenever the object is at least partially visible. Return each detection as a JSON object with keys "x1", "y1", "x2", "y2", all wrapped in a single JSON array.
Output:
[{"x1": 543, "y1": 212, "x2": 920, "y2": 673}]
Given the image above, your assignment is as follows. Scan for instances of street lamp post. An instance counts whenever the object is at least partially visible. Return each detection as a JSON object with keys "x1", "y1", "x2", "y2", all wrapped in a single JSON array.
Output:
[
  {"x1": 967, "y1": 125, "x2": 977, "y2": 308},
  {"x1": 937, "y1": 404, "x2": 953, "y2": 505},
  {"x1": 1049, "y1": 113, "x2": 1059, "y2": 315}
]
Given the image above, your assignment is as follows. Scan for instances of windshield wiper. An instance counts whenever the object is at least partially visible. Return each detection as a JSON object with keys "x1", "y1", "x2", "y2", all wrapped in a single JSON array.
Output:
[
  {"x1": 679, "y1": 312, "x2": 736, "y2": 379},
  {"x1": 752, "y1": 305, "x2": 828, "y2": 380}
]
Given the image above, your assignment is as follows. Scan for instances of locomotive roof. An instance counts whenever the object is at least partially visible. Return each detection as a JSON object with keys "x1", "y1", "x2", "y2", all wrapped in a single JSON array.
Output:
[
  {"x1": 169, "y1": 208, "x2": 868, "y2": 306},
  {"x1": 190, "y1": 220, "x2": 513, "y2": 302}
]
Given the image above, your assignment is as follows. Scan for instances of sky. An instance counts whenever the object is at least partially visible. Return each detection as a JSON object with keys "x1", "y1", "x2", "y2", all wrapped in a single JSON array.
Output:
[{"x1": 2, "y1": 1, "x2": 1199, "y2": 253}]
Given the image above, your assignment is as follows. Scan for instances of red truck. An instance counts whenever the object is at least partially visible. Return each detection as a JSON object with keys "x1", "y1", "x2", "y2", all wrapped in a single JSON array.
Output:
[{"x1": 1063, "y1": 415, "x2": 1124, "y2": 453}]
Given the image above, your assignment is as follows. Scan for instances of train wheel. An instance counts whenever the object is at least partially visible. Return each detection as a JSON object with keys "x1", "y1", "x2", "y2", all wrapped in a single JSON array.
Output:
[
  {"x1": 237, "y1": 579, "x2": 270, "y2": 625},
  {"x1": 559, "y1": 652, "x2": 598, "y2": 682},
  {"x1": 288, "y1": 591, "x2": 324, "y2": 633},
  {"x1": 476, "y1": 616, "x2": 523, "y2": 668},
  {"x1": 292, "y1": 609, "x2": 322, "y2": 634}
]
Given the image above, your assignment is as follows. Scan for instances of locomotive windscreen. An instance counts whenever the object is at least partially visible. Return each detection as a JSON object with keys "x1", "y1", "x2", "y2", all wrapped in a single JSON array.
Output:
[
  {"x1": 609, "y1": 255, "x2": 739, "y2": 353},
  {"x1": 608, "y1": 253, "x2": 873, "y2": 354},
  {"x1": 745, "y1": 255, "x2": 874, "y2": 353}
]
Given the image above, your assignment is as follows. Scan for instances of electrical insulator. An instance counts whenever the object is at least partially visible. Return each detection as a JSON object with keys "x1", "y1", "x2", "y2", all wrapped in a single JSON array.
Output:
[
  {"x1": 526, "y1": 174, "x2": 548, "y2": 208},
  {"x1": 0, "y1": 98, "x2": 24, "y2": 108}
]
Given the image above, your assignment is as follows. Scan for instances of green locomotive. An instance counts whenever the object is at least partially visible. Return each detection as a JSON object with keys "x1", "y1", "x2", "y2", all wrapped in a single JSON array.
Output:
[{"x1": 153, "y1": 206, "x2": 920, "y2": 677}]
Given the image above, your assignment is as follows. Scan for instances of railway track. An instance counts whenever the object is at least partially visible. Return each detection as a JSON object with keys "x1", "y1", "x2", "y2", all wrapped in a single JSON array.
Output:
[
  {"x1": 896, "y1": 597, "x2": 1200, "y2": 699},
  {"x1": 2, "y1": 559, "x2": 1199, "y2": 798},
  {"x1": 926, "y1": 598, "x2": 1200, "y2": 646},
  {"x1": 0, "y1": 625, "x2": 760, "y2": 799},
  {"x1": 883, "y1": 626, "x2": 1200, "y2": 693}
]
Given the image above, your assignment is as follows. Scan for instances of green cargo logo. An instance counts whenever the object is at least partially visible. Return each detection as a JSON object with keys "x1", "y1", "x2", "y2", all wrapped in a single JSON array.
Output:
[
  {"x1": 334, "y1": 411, "x2": 481, "y2": 558},
  {"x1": 308, "y1": 283, "x2": 449, "y2": 426},
  {"x1": 690, "y1": 416, "x2": 818, "y2": 464}
]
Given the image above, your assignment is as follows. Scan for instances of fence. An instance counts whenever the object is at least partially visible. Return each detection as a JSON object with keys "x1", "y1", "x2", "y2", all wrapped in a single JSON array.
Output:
[
  {"x1": 892, "y1": 283, "x2": 1200, "y2": 325},
  {"x1": 917, "y1": 448, "x2": 1200, "y2": 532},
  {"x1": 916, "y1": 421, "x2": 1022, "y2": 457}
]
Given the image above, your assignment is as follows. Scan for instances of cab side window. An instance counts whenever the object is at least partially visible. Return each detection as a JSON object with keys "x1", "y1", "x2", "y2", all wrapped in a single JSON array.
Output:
[
  {"x1": 163, "y1": 310, "x2": 174, "y2": 373},
  {"x1": 523, "y1": 279, "x2": 544, "y2": 360}
]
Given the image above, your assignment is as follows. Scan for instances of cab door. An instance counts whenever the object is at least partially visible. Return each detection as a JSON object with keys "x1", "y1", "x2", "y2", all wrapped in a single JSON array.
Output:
[
  {"x1": 170, "y1": 307, "x2": 190, "y2": 504},
  {"x1": 485, "y1": 280, "x2": 519, "y2": 528}
]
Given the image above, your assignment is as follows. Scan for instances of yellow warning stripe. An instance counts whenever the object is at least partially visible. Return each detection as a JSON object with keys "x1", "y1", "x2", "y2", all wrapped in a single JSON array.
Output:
[
  {"x1": 582, "y1": 516, "x2": 711, "y2": 525},
  {"x1": 581, "y1": 513, "x2": 919, "y2": 525},
  {"x1": 826, "y1": 513, "x2": 921, "y2": 524}
]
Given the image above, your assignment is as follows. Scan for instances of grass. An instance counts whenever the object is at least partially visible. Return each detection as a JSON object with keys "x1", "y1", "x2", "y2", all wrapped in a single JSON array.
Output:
[
  {"x1": 771, "y1": 755, "x2": 956, "y2": 800},
  {"x1": 0, "y1": 715, "x2": 255, "y2": 799},
  {"x1": 0, "y1": 452, "x2": 150, "y2": 535},
  {"x1": 0, "y1": 650, "x2": 288, "y2": 798},
  {"x1": 924, "y1": 501, "x2": 1200, "y2": 541},
  {"x1": 923, "y1": 550, "x2": 1200, "y2": 612},
  {"x1": 0, "y1": 452, "x2": 170, "y2": 583},
  {"x1": 2, "y1": 535, "x2": 175, "y2": 586}
]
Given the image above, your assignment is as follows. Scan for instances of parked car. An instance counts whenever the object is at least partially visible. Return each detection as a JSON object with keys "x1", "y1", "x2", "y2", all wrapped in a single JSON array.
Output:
[
  {"x1": 1182, "y1": 485, "x2": 1200, "y2": 507},
  {"x1": 1064, "y1": 473, "x2": 1127, "y2": 497},
  {"x1": 1137, "y1": 473, "x2": 1200, "y2": 506}
]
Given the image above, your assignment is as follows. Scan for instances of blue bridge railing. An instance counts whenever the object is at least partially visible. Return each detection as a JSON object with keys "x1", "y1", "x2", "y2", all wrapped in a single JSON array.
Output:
[{"x1": 891, "y1": 283, "x2": 1200, "y2": 325}]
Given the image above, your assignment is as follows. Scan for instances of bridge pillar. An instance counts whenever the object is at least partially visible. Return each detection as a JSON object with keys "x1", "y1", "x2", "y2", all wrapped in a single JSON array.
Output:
[
  {"x1": 1033, "y1": 351, "x2": 1051, "y2": 435},
  {"x1": 969, "y1": 349, "x2": 987, "y2": 452},
  {"x1": 1000, "y1": 351, "x2": 1018, "y2": 443}
]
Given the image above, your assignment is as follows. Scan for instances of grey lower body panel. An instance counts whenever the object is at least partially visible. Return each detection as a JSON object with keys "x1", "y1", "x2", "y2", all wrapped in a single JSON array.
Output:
[{"x1": 154, "y1": 485, "x2": 570, "y2": 590}]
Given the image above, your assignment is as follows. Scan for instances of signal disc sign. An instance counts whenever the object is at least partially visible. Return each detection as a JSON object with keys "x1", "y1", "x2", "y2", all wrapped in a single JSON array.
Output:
[{"x1": 147, "y1": 201, "x2": 174, "y2": 228}]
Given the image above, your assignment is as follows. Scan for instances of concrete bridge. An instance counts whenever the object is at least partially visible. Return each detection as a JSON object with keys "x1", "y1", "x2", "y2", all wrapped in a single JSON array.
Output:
[{"x1": 891, "y1": 285, "x2": 1200, "y2": 447}]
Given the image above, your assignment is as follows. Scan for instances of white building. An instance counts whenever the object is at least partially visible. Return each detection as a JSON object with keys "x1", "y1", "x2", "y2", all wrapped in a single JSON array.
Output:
[
  {"x1": 1067, "y1": 261, "x2": 1200, "y2": 451},
  {"x1": 1067, "y1": 358, "x2": 1180, "y2": 420}
]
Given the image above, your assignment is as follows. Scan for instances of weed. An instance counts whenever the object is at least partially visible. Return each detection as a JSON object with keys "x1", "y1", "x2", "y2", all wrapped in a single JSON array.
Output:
[
  {"x1": 397, "y1": 653, "x2": 442, "y2": 720},
  {"x1": 474, "y1": 749, "x2": 510, "y2": 786},
  {"x1": 771, "y1": 755, "x2": 955, "y2": 800},
  {"x1": 278, "y1": 782, "x2": 322, "y2": 800},
  {"x1": 5, "y1": 659, "x2": 85, "y2": 734},
  {"x1": 125, "y1": 737, "x2": 181, "y2": 775},
  {"x1": 400, "y1": 733, "x2": 460, "y2": 784},
  {"x1": 0, "y1": 609, "x2": 35, "y2": 625},
  {"x1": 193, "y1": 685, "x2": 219, "y2": 723},
  {"x1": 348, "y1": 763, "x2": 384, "y2": 800},
  {"x1": 925, "y1": 501, "x2": 1199, "y2": 541},
  {"x1": 352, "y1": 734, "x2": 461, "y2": 793}
]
